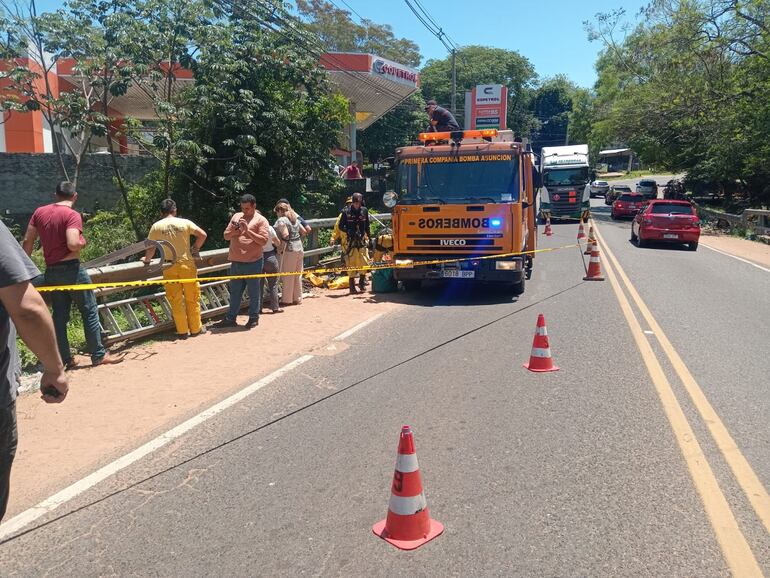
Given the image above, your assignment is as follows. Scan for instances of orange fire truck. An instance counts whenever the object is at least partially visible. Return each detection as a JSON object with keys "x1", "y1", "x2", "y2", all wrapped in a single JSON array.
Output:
[{"x1": 383, "y1": 129, "x2": 537, "y2": 294}]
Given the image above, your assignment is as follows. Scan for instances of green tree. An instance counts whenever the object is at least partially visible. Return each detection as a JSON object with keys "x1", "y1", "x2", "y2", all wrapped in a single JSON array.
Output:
[
  {"x1": 420, "y1": 45, "x2": 537, "y2": 134},
  {"x1": 0, "y1": 0, "x2": 146, "y2": 237},
  {"x1": 168, "y1": 15, "x2": 349, "y2": 235},
  {"x1": 528, "y1": 75, "x2": 576, "y2": 148},
  {"x1": 587, "y1": 1, "x2": 770, "y2": 206},
  {"x1": 296, "y1": 0, "x2": 421, "y2": 67},
  {"x1": 357, "y1": 92, "x2": 425, "y2": 162}
]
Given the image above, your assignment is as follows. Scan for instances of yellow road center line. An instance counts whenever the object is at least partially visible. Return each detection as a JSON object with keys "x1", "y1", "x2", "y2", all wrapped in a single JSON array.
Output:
[
  {"x1": 593, "y1": 221, "x2": 770, "y2": 538},
  {"x1": 594, "y1": 223, "x2": 762, "y2": 576}
]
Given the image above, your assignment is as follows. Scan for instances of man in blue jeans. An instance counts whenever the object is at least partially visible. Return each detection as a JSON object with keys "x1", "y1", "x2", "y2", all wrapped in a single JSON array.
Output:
[
  {"x1": 216, "y1": 194, "x2": 269, "y2": 329},
  {"x1": 22, "y1": 182, "x2": 124, "y2": 368}
]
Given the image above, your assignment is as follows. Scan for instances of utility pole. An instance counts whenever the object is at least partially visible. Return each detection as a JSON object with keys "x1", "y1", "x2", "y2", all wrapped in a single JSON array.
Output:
[
  {"x1": 564, "y1": 117, "x2": 570, "y2": 146},
  {"x1": 451, "y1": 48, "x2": 457, "y2": 116}
]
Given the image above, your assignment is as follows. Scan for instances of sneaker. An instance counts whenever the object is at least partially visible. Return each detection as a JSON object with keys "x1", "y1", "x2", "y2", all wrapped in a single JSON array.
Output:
[
  {"x1": 245, "y1": 318, "x2": 259, "y2": 329},
  {"x1": 214, "y1": 318, "x2": 238, "y2": 328},
  {"x1": 92, "y1": 352, "x2": 125, "y2": 366},
  {"x1": 65, "y1": 358, "x2": 80, "y2": 370}
]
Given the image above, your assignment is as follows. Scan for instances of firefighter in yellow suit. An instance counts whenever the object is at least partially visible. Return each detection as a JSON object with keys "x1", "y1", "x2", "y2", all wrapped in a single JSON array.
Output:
[{"x1": 143, "y1": 199, "x2": 208, "y2": 337}]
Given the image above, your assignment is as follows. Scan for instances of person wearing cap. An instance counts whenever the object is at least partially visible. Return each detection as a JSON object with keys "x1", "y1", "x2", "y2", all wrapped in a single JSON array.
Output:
[
  {"x1": 22, "y1": 182, "x2": 124, "y2": 368},
  {"x1": 336, "y1": 193, "x2": 371, "y2": 294},
  {"x1": 142, "y1": 199, "x2": 208, "y2": 339},
  {"x1": 425, "y1": 99, "x2": 460, "y2": 132}
]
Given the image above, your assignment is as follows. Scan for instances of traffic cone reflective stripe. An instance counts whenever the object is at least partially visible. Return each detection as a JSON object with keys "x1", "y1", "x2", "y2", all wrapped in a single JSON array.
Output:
[
  {"x1": 577, "y1": 220, "x2": 586, "y2": 240},
  {"x1": 373, "y1": 425, "x2": 444, "y2": 550},
  {"x1": 524, "y1": 314, "x2": 559, "y2": 372},
  {"x1": 584, "y1": 226, "x2": 596, "y2": 254},
  {"x1": 544, "y1": 218, "x2": 553, "y2": 237},
  {"x1": 583, "y1": 246, "x2": 606, "y2": 281}
]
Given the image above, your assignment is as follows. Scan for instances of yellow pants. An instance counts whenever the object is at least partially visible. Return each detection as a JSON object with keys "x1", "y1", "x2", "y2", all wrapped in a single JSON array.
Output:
[
  {"x1": 163, "y1": 261, "x2": 202, "y2": 335},
  {"x1": 343, "y1": 244, "x2": 370, "y2": 279}
]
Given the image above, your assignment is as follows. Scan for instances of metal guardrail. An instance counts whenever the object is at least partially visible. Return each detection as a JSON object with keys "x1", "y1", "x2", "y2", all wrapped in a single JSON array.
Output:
[
  {"x1": 698, "y1": 207, "x2": 770, "y2": 236},
  {"x1": 93, "y1": 213, "x2": 392, "y2": 343}
]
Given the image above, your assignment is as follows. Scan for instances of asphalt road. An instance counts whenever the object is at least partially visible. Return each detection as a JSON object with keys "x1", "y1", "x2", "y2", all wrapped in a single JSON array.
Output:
[{"x1": 1, "y1": 196, "x2": 769, "y2": 576}]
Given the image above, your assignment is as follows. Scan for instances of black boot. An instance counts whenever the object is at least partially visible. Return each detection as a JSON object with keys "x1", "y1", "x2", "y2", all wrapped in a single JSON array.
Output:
[
  {"x1": 358, "y1": 275, "x2": 367, "y2": 290},
  {"x1": 349, "y1": 282, "x2": 358, "y2": 294}
]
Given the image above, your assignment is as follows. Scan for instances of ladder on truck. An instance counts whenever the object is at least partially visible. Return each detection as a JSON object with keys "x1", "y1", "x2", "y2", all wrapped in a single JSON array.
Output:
[{"x1": 97, "y1": 279, "x2": 248, "y2": 344}]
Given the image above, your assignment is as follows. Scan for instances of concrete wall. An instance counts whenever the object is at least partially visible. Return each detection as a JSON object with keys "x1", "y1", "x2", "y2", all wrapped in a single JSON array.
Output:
[{"x1": 0, "y1": 153, "x2": 159, "y2": 221}]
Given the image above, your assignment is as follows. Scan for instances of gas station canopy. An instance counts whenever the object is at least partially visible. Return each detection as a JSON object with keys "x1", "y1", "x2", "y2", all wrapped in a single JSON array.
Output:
[{"x1": 320, "y1": 53, "x2": 420, "y2": 130}]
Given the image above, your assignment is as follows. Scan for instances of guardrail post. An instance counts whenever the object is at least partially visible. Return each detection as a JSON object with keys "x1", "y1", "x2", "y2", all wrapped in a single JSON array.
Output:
[{"x1": 308, "y1": 227, "x2": 320, "y2": 266}]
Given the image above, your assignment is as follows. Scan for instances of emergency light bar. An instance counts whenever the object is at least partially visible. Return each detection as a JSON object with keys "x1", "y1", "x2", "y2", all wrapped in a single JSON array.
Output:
[{"x1": 418, "y1": 129, "x2": 498, "y2": 142}]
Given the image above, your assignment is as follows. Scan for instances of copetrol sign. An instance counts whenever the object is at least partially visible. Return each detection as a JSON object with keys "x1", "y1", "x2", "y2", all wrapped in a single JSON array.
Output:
[
  {"x1": 372, "y1": 58, "x2": 419, "y2": 87},
  {"x1": 469, "y1": 84, "x2": 507, "y2": 130}
]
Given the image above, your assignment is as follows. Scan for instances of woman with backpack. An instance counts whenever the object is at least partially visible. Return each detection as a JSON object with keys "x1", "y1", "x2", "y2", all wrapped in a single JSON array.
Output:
[{"x1": 274, "y1": 201, "x2": 306, "y2": 306}]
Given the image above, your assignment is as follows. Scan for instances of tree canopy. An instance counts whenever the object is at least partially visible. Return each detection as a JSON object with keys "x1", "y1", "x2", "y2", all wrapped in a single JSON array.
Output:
[
  {"x1": 587, "y1": 0, "x2": 770, "y2": 206},
  {"x1": 420, "y1": 45, "x2": 537, "y2": 135},
  {"x1": 296, "y1": 0, "x2": 421, "y2": 67}
]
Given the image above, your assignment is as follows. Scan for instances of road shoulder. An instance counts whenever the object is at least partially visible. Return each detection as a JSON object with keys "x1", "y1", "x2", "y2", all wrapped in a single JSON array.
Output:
[
  {"x1": 8, "y1": 290, "x2": 399, "y2": 519},
  {"x1": 700, "y1": 234, "x2": 770, "y2": 270}
]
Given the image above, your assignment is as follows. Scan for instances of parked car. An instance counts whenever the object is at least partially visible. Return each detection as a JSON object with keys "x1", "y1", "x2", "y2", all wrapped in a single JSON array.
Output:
[
  {"x1": 636, "y1": 179, "x2": 659, "y2": 200},
  {"x1": 631, "y1": 200, "x2": 700, "y2": 250},
  {"x1": 605, "y1": 184, "x2": 632, "y2": 205},
  {"x1": 590, "y1": 180, "x2": 610, "y2": 198},
  {"x1": 611, "y1": 193, "x2": 647, "y2": 219}
]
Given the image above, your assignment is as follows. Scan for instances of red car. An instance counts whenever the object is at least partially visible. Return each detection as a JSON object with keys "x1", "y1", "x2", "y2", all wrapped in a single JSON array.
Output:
[
  {"x1": 631, "y1": 200, "x2": 701, "y2": 251},
  {"x1": 611, "y1": 193, "x2": 647, "y2": 219}
]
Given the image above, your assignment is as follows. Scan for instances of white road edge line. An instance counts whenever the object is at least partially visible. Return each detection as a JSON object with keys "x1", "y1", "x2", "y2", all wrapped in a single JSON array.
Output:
[
  {"x1": 333, "y1": 313, "x2": 384, "y2": 341},
  {"x1": 0, "y1": 354, "x2": 315, "y2": 541},
  {"x1": 700, "y1": 242, "x2": 770, "y2": 273}
]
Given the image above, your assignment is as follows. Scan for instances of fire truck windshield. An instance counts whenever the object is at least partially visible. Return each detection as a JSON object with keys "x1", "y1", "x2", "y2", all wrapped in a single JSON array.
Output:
[{"x1": 397, "y1": 157, "x2": 520, "y2": 204}]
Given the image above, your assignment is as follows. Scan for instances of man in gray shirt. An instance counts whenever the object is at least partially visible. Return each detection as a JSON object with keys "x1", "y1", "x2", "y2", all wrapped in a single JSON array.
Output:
[{"x1": 0, "y1": 221, "x2": 68, "y2": 521}]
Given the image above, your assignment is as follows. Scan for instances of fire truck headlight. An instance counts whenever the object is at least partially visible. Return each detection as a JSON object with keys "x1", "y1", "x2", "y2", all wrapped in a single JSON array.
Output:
[{"x1": 495, "y1": 261, "x2": 521, "y2": 271}]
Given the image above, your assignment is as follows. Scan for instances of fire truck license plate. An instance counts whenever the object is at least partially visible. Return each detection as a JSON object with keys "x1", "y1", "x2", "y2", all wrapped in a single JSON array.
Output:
[{"x1": 442, "y1": 270, "x2": 475, "y2": 278}]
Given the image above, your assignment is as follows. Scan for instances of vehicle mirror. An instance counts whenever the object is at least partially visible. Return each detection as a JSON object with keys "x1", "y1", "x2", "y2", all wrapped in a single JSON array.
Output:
[{"x1": 383, "y1": 191, "x2": 398, "y2": 208}]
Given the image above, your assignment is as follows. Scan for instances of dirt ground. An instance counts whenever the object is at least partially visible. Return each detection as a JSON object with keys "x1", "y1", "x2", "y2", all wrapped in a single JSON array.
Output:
[
  {"x1": 7, "y1": 289, "x2": 400, "y2": 519},
  {"x1": 700, "y1": 232, "x2": 770, "y2": 269}
]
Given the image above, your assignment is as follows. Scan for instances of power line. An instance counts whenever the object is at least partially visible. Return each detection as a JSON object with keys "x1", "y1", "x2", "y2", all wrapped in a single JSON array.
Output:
[
  {"x1": 403, "y1": 0, "x2": 455, "y2": 52},
  {"x1": 336, "y1": 0, "x2": 366, "y2": 23}
]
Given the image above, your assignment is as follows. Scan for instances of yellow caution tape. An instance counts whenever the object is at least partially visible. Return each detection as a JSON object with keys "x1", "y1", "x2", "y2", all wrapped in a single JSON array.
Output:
[{"x1": 36, "y1": 244, "x2": 579, "y2": 292}]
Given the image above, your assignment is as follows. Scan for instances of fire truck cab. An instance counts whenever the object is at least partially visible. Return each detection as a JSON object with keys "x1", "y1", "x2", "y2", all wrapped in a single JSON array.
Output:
[{"x1": 384, "y1": 129, "x2": 537, "y2": 294}]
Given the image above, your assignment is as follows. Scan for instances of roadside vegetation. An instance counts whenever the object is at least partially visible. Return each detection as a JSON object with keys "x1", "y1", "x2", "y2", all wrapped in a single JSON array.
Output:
[{"x1": 580, "y1": 1, "x2": 770, "y2": 209}]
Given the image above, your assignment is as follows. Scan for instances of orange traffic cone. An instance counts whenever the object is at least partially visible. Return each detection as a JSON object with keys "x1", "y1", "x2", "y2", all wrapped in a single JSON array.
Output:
[
  {"x1": 577, "y1": 219, "x2": 586, "y2": 241},
  {"x1": 583, "y1": 245, "x2": 606, "y2": 281},
  {"x1": 373, "y1": 425, "x2": 444, "y2": 550},
  {"x1": 544, "y1": 217, "x2": 553, "y2": 237},
  {"x1": 523, "y1": 314, "x2": 559, "y2": 372},
  {"x1": 584, "y1": 226, "x2": 596, "y2": 254}
]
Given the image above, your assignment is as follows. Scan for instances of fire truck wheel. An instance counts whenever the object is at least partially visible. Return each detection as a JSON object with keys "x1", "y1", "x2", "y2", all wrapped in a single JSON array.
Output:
[{"x1": 402, "y1": 280, "x2": 422, "y2": 291}]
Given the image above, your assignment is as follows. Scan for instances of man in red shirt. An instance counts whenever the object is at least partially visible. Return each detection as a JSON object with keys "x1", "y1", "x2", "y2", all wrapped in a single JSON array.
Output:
[{"x1": 22, "y1": 182, "x2": 124, "y2": 368}]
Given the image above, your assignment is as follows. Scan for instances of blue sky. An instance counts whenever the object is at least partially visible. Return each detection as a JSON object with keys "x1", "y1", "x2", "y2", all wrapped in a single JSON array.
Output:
[
  {"x1": 30, "y1": 0, "x2": 646, "y2": 88},
  {"x1": 333, "y1": 0, "x2": 647, "y2": 87}
]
